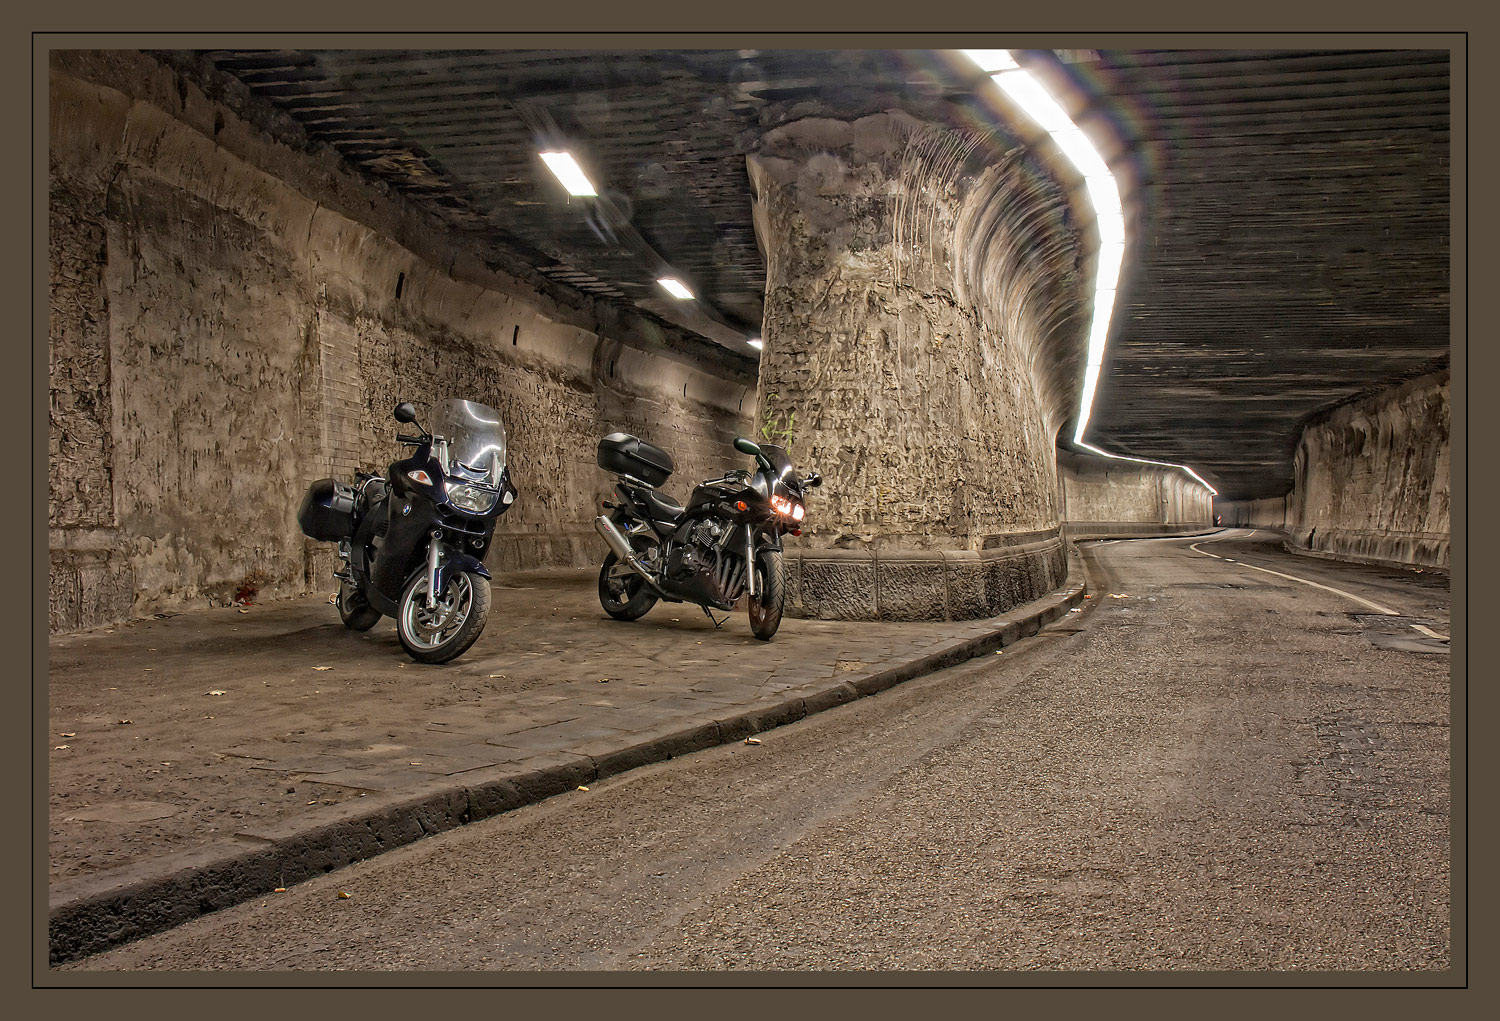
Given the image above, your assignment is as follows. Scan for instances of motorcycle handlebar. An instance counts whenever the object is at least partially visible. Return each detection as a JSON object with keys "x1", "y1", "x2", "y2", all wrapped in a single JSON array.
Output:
[{"x1": 396, "y1": 433, "x2": 426, "y2": 444}]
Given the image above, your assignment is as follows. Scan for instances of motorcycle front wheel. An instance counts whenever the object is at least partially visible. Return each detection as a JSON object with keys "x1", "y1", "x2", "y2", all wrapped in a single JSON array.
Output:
[
  {"x1": 397, "y1": 569, "x2": 491, "y2": 664},
  {"x1": 336, "y1": 581, "x2": 382, "y2": 631},
  {"x1": 598, "y1": 552, "x2": 659, "y2": 621},
  {"x1": 747, "y1": 550, "x2": 786, "y2": 641}
]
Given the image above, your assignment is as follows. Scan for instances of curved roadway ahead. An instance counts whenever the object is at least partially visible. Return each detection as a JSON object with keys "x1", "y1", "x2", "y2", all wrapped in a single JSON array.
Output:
[{"x1": 68, "y1": 531, "x2": 1452, "y2": 972}]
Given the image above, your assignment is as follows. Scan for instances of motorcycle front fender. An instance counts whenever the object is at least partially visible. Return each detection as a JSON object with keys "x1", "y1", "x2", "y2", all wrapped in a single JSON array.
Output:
[{"x1": 432, "y1": 548, "x2": 492, "y2": 594}]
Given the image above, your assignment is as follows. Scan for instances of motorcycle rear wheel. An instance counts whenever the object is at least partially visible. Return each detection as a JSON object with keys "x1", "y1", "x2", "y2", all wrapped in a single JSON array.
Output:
[
  {"x1": 598, "y1": 552, "x2": 659, "y2": 621},
  {"x1": 747, "y1": 550, "x2": 786, "y2": 641},
  {"x1": 397, "y1": 569, "x2": 491, "y2": 664},
  {"x1": 336, "y1": 582, "x2": 382, "y2": 631}
]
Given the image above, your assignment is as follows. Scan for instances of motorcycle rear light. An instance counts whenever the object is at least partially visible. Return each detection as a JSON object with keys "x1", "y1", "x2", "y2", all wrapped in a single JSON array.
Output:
[{"x1": 736, "y1": 500, "x2": 749, "y2": 511}]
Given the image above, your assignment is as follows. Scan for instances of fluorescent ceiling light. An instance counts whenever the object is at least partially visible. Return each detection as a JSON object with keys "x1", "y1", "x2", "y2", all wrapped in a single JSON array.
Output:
[
  {"x1": 962, "y1": 48, "x2": 1216, "y2": 497},
  {"x1": 1077, "y1": 440, "x2": 1220, "y2": 496},
  {"x1": 961, "y1": 49, "x2": 1019, "y2": 72},
  {"x1": 657, "y1": 277, "x2": 694, "y2": 300},
  {"x1": 748, "y1": 338, "x2": 764, "y2": 350},
  {"x1": 1096, "y1": 241, "x2": 1125, "y2": 294},
  {"x1": 992, "y1": 71, "x2": 1075, "y2": 134},
  {"x1": 539, "y1": 151, "x2": 597, "y2": 197},
  {"x1": 1052, "y1": 128, "x2": 1111, "y2": 180}
]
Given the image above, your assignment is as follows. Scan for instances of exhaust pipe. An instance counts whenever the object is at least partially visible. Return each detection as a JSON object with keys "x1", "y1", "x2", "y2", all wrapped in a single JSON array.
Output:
[{"x1": 594, "y1": 516, "x2": 665, "y2": 594}]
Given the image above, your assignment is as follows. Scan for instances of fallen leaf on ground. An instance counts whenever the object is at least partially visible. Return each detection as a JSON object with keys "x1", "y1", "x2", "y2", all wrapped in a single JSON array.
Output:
[
  {"x1": 118, "y1": 719, "x2": 132, "y2": 725},
  {"x1": 408, "y1": 761, "x2": 422, "y2": 766},
  {"x1": 597, "y1": 678, "x2": 610, "y2": 684},
  {"x1": 54, "y1": 745, "x2": 69, "y2": 751},
  {"x1": 312, "y1": 666, "x2": 333, "y2": 671},
  {"x1": 237, "y1": 608, "x2": 249, "y2": 614},
  {"x1": 207, "y1": 690, "x2": 227, "y2": 696},
  {"x1": 61, "y1": 732, "x2": 76, "y2": 738},
  {"x1": 577, "y1": 785, "x2": 590, "y2": 792},
  {"x1": 274, "y1": 887, "x2": 287, "y2": 893},
  {"x1": 744, "y1": 738, "x2": 762, "y2": 745},
  {"x1": 337, "y1": 891, "x2": 350, "y2": 899}
]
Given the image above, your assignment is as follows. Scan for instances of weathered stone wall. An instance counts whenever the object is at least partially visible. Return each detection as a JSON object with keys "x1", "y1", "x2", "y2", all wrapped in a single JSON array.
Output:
[
  {"x1": 1215, "y1": 370, "x2": 1449, "y2": 571},
  {"x1": 1057, "y1": 448, "x2": 1215, "y2": 538},
  {"x1": 747, "y1": 112, "x2": 1087, "y2": 620},
  {"x1": 1216, "y1": 495, "x2": 1288, "y2": 529},
  {"x1": 1288, "y1": 369, "x2": 1449, "y2": 570},
  {"x1": 49, "y1": 55, "x2": 753, "y2": 632}
]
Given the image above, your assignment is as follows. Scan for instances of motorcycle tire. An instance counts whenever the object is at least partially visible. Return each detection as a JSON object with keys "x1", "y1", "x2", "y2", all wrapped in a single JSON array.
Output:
[
  {"x1": 396, "y1": 569, "x2": 491, "y2": 664},
  {"x1": 747, "y1": 550, "x2": 786, "y2": 641},
  {"x1": 598, "y1": 552, "x2": 659, "y2": 621},
  {"x1": 336, "y1": 581, "x2": 382, "y2": 631}
]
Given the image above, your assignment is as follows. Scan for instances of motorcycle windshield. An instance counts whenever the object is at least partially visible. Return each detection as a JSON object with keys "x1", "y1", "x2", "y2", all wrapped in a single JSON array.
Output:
[
  {"x1": 758, "y1": 443, "x2": 798, "y2": 485},
  {"x1": 429, "y1": 399, "x2": 507, "y2": 485}
]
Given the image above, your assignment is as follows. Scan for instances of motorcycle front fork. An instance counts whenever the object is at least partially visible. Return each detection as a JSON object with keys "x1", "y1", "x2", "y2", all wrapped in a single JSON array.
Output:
[
  {"x1": 426, "y1": 531, "x2": 442, "y2": 609},
  {"x1": 743, "y1": 524, "x2": 756, "y2": 598}
]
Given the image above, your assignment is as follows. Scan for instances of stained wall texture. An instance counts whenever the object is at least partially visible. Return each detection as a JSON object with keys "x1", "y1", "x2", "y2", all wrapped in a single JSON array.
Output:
[
  {"x1": 1220, "y1": 369, "x2": 1449, "y2": 571},
  {"x1": 1057, "y1": 449, "x2": 1215, "y2": 539},
  {"x1": 48, "y1": 56, "x2": 753, "y2": 632},
  {"x1": 748, "y1": 112, "x2": 1088, "y2": 620}
]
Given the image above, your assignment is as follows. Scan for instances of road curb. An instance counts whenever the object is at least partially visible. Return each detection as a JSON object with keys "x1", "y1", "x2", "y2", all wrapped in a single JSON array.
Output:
[{"x1": 49, "y1": 547, "x2": 1088, "y2": 965}]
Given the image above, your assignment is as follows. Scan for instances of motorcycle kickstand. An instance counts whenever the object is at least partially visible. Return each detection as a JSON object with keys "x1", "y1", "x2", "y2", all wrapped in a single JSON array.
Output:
[{"x1": 701, "y1": 605, "x2": 728, "y2": 629}]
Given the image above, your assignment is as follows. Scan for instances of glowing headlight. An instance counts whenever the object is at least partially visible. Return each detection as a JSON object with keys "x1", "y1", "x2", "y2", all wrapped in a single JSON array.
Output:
[
  {"x1": 771, "y1": 494, "x2": 805, "y2": 521},
  {"x1": 445, "y1": 482, "x2": 497, "y2": 514}
]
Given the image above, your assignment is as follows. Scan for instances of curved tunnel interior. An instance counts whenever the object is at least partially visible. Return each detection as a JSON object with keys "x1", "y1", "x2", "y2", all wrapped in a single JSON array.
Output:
[{"x1": 47, "y1": 46, "x2": 1451, "y2": 629}]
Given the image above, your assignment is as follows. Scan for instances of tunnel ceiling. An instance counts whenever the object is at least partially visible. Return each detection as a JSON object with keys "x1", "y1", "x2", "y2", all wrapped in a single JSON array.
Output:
[{"x1": 190, "y1": 46, "x2": 1451, "y2": 503}]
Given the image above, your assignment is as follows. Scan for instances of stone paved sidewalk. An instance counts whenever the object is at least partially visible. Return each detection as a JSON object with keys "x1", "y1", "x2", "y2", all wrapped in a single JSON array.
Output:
[{"x1": 47, "y1": 554, "x2": 1085, "y2": 962}]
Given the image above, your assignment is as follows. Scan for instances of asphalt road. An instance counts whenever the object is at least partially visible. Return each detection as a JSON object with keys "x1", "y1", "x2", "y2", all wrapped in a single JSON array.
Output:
[{"x1": 65, "y1": 531, "x2": 1451, "y2": 973}]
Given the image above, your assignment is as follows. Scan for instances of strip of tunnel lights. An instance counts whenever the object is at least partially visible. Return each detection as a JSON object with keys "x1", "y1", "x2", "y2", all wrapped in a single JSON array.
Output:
[
  {"x1": 961, "y1": 49, "x2": 1217, "y2": 497},
  {"x1": 539, "y1": 151, "x2": 598, "y2": 197}
]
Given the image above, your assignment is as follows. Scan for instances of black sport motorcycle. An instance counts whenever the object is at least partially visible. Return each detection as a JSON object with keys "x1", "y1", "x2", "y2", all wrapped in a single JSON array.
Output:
[
  {"x1": 593, "y1": 432, "x2": 821, "y2": 640},
  {"x1": 298, "y1": 399, "x2": 518, "y2": 663}
]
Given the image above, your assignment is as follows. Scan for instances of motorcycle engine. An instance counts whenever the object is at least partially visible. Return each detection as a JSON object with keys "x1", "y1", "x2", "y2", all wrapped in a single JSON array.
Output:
[{"x1": 664, "y1": 515, "x2": 745, "y2": 607}]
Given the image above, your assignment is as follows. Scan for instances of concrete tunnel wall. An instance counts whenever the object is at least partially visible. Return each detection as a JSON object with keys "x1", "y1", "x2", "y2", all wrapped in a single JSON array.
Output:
[
  {"x1": 48, "y1": 53, "x2": 755, "y2": 632},
  {"x1": 747, "y1": 111, "x2": 1095, "y2": 621},
  {"x1": 1056, "y1": 449, "x2": 1215, "y2": 539},
  {"x1": 1217, "y1": 368, "x2": 1450, "y2": 571},
  {"x1": 49, "y1": 52, "x2": 1225, "y2": 634}
]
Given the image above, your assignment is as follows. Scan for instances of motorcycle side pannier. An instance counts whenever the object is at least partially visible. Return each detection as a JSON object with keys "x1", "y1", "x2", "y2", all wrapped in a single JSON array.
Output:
[
  {"x1": 298, "y1": 478, "x2": 357, "y2": 541},
  {"x1": 597, "y1": 432, "x2": 673, "y2": 487}
]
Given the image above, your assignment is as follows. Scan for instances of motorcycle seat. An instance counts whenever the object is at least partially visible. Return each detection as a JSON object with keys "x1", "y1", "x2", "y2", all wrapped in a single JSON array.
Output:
[{"x1": 639, "y1": 487, "x2": 685, "y2": 522}]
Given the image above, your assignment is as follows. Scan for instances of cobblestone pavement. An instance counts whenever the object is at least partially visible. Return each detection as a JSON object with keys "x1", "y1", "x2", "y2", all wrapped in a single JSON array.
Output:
[{"x1": 48, "y1": 563, "x2": 1074, "y2": 918}]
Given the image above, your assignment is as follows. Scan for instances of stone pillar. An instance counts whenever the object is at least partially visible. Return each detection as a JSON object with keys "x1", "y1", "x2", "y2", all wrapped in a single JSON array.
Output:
[{"x1": 748, "y1": 112, "x2": 1088, "y2": 620}]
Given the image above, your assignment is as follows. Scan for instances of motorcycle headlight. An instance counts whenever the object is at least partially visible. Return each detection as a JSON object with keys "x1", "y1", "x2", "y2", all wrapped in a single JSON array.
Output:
[
  {"x1": 445, "y1": 481, "x2": 498, "y2": 514},
  {"x1": 770, "y1": 494, "x2": 805, "y2": 521}
]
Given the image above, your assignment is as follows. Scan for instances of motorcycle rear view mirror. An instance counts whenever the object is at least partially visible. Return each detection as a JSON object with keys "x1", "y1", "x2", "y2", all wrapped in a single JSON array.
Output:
[
  {"x1": 733, "y1": 436, "x2": 761, "y2": 457},
  {"x1": 394, "y1": 402, "x2": 418, "y2": 423},
  {"x1": 804, "y1": 470, "x2": 823, "y2": 488}
]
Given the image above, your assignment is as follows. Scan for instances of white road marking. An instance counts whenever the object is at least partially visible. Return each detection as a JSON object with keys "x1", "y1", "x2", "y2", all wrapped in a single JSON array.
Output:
[
  {"x1": 1188, "y1": 530, "x2": 1446, "y2": 641},
  {"x1": 1189, "y1": 536, "x2": 1398, "y2": 613}
]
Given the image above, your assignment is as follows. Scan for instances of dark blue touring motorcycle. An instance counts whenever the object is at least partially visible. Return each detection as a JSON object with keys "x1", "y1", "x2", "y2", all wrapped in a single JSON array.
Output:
[{"x1": 298, "y1": 399, "x2": 517, "y2": 663}]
